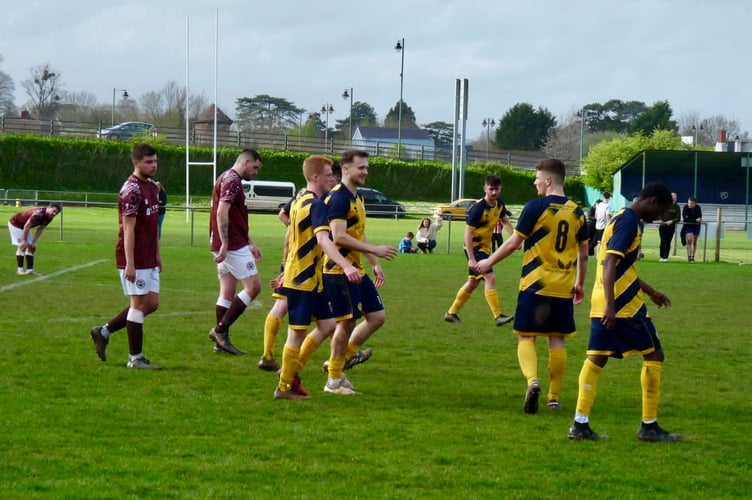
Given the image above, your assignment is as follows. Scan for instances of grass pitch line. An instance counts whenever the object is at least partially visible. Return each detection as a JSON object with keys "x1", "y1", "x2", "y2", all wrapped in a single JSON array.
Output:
[{"x1": 0, "y1": 259, "x2": 108, "y2": 293}]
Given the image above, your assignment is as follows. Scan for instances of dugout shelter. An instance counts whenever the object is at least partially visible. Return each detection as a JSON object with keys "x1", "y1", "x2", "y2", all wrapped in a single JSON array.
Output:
[{"x1": 611, "y1": 150, "x2": 752, "y2": 216}]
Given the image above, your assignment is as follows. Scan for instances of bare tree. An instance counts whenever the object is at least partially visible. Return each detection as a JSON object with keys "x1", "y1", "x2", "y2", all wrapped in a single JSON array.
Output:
[
  {"x1": 677, "y1": 112, "x2": 744, "y2": 146},
  {"x1": 0, "y1": 55, "x2": 16, "y2": 116},
  {"x1": 55, "y1": 90, "x2": 100, "y2": 122},
  {"x1": 188, "y1": 91, "x2": 209, "y2": 120},
  {"x1": 21, "y1": 63, "x2": 62, "y2": 119}
]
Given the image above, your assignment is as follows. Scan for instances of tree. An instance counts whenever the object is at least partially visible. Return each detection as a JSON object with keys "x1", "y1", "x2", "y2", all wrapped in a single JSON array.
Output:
[
  {"x1": 495, "y1": 102, "x2": 556, "y2": 150},
  {"x1": 422, "y1": 121, "x2": 454, "y2": 146},
  {"x1": 22, "y1": 63, "x2": 62, "y2": 119},
  {"x1": 384, "y1": 100, "x2": 417, "y2": 129},
  {"x1": 235, "y1": 94, "x2": 302, "y2": 131},
  {"x1": 582, "y1": 129, "x2": 688, "y2": 191},
  {"x1": 628, "y1": 100, "x2": 677, "y2": 135},
  {"x1": 54, "y1": 90, "x2": 100, "y2": 122},
  {"x1": 0, "y1": 55, "x2": 16, "y2": 116},
  {"x1": 334, "y1": 101, "x2": 378, "y2": 137}
]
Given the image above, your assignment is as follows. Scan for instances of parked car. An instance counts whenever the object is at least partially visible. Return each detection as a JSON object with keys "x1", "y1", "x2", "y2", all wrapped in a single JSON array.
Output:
[
  {"x1": 432, "y1": 198, "x2": 476, "y2": 220},
  {"x1": 357, "y1": 187, "x2": 406, "y2": 218},
  {"x1": 96, "y1": 121, "x2": 155, "y2": 140},
  {"x1": 242, "y1": 179, "x2": 296, "y2": 212}
]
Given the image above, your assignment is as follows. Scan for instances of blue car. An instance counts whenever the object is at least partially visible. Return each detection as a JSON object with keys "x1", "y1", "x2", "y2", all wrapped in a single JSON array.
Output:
[{"x1": 97, "y1": 121, "x2": 154, "y2": 140}]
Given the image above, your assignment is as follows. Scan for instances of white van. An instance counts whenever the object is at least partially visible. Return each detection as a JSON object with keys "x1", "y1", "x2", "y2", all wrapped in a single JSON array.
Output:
[{"x1": 242, "y1": 180, "x2": 296, "y2": 211}]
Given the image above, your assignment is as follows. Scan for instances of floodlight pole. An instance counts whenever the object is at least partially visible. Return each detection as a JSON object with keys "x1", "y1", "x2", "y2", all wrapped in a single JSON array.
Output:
[{"x1": 112, "y1": 88, "x2": 128, "y2": 125}]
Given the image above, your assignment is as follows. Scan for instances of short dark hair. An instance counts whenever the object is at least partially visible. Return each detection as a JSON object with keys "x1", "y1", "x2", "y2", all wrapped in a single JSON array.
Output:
[
  {"x1": 331, "y1": 160, "x2": 342, "y2": 179},
  {"x1": 239, "y1": 148, "x2": 261, "y2": 162},
  {"x1": 49, "y1": 202, "x2": 62, "y2": 213},
  {"x1": 484, "y1": 174, "x2": 502, "y2": 187},
  {"x1": 341, "y1": 150, "x2": 369, "y2": 164},
  {"x1": 640, "y1": 182, "x2": 672, "y2": 207},
  {"x1": 131, "y1": 143, "x2": 157, "y2": 161},
  {"x1": 535, "y1": 158, "x2": 566, "y2": 183}
]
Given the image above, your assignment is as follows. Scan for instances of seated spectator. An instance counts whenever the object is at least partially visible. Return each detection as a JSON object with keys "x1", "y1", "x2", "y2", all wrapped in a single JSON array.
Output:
[{"x1": 399, "y1": 232, "x2": 418, "y2": 253}]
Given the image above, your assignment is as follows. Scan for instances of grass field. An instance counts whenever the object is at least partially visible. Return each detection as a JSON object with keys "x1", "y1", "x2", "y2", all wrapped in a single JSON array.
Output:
[{"x1": 1, "y1": 205, "x2": 751, "y2": 499}]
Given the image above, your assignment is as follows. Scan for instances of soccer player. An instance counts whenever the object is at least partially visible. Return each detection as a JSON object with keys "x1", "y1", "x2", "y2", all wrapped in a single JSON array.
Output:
[
  {"x1": 89, "y1": 143, "x2": 162, "y2": 369},
  {"x1": 258, "y1": 162, "x2": 341, "y2": 372},
  {"x1": 208, "y1": 148, "x2": 263, "y2": 355},
  {"x1": 8, "y1": 202, "x2": 62, "y2": 275},
  {"x1": 319, "y1": 150, "x2": 397, "y2": 395},
  {"x1": 275, "y1": 155, "x2": 361, "y2": 400},
  {"x1": 476, "y1": 159, "x2": 588, "y2": 414},
  {"x1": 568, "y1": 181, "x2": 682, "y2": 442},
  {"x1": 444, "y1": 174, "x2": 514, "y2": 326}
]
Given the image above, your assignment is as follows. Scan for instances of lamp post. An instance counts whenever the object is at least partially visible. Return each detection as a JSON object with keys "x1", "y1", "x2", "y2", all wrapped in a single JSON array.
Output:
[
  {"x1": 482, "y1": 118, "x2": 496, "y2": 160},
  {"x1": 692, "y1": 124, "x2": 704, "y2": 147},
  {"x1": 577, "y1": 106, "x2": 595, "y2": 166},
  {"x1": 112, "y1": 88, "x2": 129, "y2": 125},
  {"x1": 298, "y1": 108, "x2": 306, "y2": 149},
  {"x1": 321, "y1": 103, "x2": 334, "y2": 148},
  {"x1": 342, "y1": 88, "x2": 353, "y2": 147},
  {"x1": 394, "y1": 38, "x2": 405, "y2": 159}
]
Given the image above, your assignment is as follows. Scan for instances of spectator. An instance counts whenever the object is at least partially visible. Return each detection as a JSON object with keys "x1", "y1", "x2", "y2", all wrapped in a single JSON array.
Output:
[
  {"x1": 416, "y1": 216, "x2": 442, "y2": 253},
  {"x1": 399, "y1": 232, "x2": 418, "y2": 253}
]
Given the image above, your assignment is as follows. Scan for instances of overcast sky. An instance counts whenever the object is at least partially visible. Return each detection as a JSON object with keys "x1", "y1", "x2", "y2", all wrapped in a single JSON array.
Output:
[{"x1": 2, "y1": 0, "x2": 750, "y2": 139}]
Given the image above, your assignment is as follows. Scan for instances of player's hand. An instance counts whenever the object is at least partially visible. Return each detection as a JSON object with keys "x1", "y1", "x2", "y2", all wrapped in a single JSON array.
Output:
[
  {"x1": 214, "y1": 245, "x2": 228, "y2": 264},
  {"x1": 250, "y1": 244, "x2": 262, "y2": 263},
  {"x1": 475, "y1": 258, "x2": 491, "y2": 273},
  {"x1": 344, "y1": 264, "x2": 362, "y2": 284},
  {"x1": 600, "y1": 304, "x2": 616, "y2": 329},
  {"x1": 572, "y1": 284, "x2": 584, "y2": 305},
  {"x1": 269, "y1": 272, "x2": 284, "y2": 289},
  {"x1": 649, "y1": 290, "x2": 671, "y2": 308},
  {"x1": 374, "y1": 245, "x2": 398, "y2": 260},
  {"x1": 372, "y1": 266, "x2": 385, "y2": 288},
  {"x1": 125, "y1": 263, "x2": 136, "y2": 282}
]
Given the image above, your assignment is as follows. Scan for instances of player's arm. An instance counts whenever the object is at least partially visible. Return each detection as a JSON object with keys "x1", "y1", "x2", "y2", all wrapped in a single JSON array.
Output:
[
  {"x1": 122, "y1": 215, "x2": 137, "y2": 282},
  {"x1": 463, "y1": 224, "x2": 476, "y2": 265},
  {"x1": 600, "y1": 253, "x2": 618, "y2": 328},
  {"x1": 19, "y1": 218, "x2": 34, "y2": 251},
  {"x1": 640, "y1": 279, "x2": 671, "y2": 308},
  {"x1": 573, "y1": 243, "x2": 589, "y2": 305},
  {"x1": 330, "y1": 219, "x2": 396, "y2": 260},
  {"x1": 317, "y1": 230, "x2": 361, "y2": 284},
  {"x1": 475, "y1": 232, "x2": 522, "y2": 273},
  {"x1": 214, "y1": 200, "x2": 231, "y2": 263},
  {"x1": 501, "y1": 214, "x2": 514, "y2": 236},
  {"x1": 247, "y1": 233, "x2": 262, "y2": 263},
  {"x1": 278, "y1": 208, "x2": 290, "y2": 226},
  {"x1": 361, "y1": 236, "x2": 385, "y2": 288}
]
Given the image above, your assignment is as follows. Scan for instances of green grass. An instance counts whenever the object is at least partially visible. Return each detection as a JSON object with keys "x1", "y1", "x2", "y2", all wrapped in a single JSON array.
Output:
[{"x1": 1, "y1": 206, "x2": 751, "y2": 499}]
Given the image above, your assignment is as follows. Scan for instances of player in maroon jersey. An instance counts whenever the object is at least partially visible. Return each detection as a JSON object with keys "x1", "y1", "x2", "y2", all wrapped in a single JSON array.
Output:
[
  {"x1": 89, "y1": 143, "x2": 162, "y2": 369},
  {"x1": 208, "y1": 148, "x2": 263, "y2": 355},
  {"x1": 8, "y1": 202, "x2": 61, "y2": 275}
]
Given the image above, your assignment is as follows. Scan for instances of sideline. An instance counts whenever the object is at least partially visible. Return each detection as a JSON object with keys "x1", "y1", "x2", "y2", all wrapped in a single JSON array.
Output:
[{"x1": 0, "y1": 259, "x2": 108, "y2": 293}]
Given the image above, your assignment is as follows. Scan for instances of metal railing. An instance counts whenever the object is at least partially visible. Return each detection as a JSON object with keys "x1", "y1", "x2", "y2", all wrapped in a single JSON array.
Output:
[{"x1": 0, "y1": 116, "x2": 553, "y2": 170}]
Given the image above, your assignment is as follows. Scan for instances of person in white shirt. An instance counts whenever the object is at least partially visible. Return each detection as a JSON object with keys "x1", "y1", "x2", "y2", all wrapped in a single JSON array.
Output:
[{"x1": 593, "y1": 191, "x2": 612, "y2": 249}]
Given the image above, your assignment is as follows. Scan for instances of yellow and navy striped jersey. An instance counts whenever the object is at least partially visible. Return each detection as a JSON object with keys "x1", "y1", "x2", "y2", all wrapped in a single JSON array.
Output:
[
  {"x1": 282, "y1": 190, "x2": 330, "y2": 292},
  {"x1": 514, "y1": 195, "x2": 587, "y2": 298},
  {"x1": 323, "y1": 183, "x2": 366, "y2": 276},
  {"x1": 465, "y1": 197, "x2": 507, "y2": 254},
  {"x1": 590, "y1": 208, "x2": 649, "y2": 318}
]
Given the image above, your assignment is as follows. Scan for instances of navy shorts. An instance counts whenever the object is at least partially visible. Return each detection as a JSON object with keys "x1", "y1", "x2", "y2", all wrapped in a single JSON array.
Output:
[
  {"x1": 512, "y1": 291, "x2": 576, "y2": 337},
  {"x1": 285, "y1": 288, "x2": 333, "y2": 330},
  {"x1": 324, "y1": 273, "x2": 384, "y2": 321},
  {"x1": 466, "y1": 249, "x2": 493, "y2": 279},
  {"x1": 684, "y1": 224, "x2": 701, "y2": 236},
  {"x1": 586, "y1": 315, "x2": 662, "y2": 359}
]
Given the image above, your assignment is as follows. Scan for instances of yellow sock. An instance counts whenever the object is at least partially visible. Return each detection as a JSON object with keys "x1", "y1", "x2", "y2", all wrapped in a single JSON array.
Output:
[
  {"x1": 298, "y1": 334, "x2": 321, "y2": 369},
  {"x1": 328, "y1": 356, "x2": 345, "y2": 380},
  {"x1": 485, "y1": 289, "x2": 501, "y2": 318},
  {"x1": 517, "y1": 339, "x2": 538, "y2": 385},
  {"x1": 278, "y1": 345, "x2": 300, "y2": 392},
  {"x1": 547, "y1": 348, "x2": 567, "y2": 402},
  {"x1": 575, "y1": 359, "x2": 602, "y2": 418},
  {"x1": 641, "y1": 360, "x2": 663, "y2": 422},
  {"x1": 345, "y1": 341, "x2": 360, "y2": 362},
  {"x1": 263, "y1": 314, "x2": 282, "y2": 360},
  {"x1": 448, "y1": 288, "x2": 472, "y2": 315}
]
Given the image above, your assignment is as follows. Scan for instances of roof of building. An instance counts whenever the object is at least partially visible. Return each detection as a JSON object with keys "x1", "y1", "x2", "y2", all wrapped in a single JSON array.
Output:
[
  {"x1": 195, "y1": 104, "x2": 233, "y2": 125},
  {"x1": 356, "y1": 126, "x2": 432, "y2": 141}
]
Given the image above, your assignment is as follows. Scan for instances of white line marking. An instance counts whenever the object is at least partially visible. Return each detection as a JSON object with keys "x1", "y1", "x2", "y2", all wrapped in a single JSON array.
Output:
[{"x1": 0, "y1": 259, "x2": 109, "y2": 293}]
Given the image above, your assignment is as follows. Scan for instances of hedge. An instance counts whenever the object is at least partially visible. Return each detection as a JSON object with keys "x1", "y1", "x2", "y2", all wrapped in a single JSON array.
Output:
[{"x1": 0, "y1": 135, "x2": 584, "y2": 205}]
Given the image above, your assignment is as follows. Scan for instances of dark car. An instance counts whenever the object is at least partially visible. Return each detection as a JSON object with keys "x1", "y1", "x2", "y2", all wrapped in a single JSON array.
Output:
[
  {"x1": 96, "y1": 121, "x2": 155, "y2": 140},
  {"x1": 357, "y1": 187, "x2": 406, "y2": 218}
]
